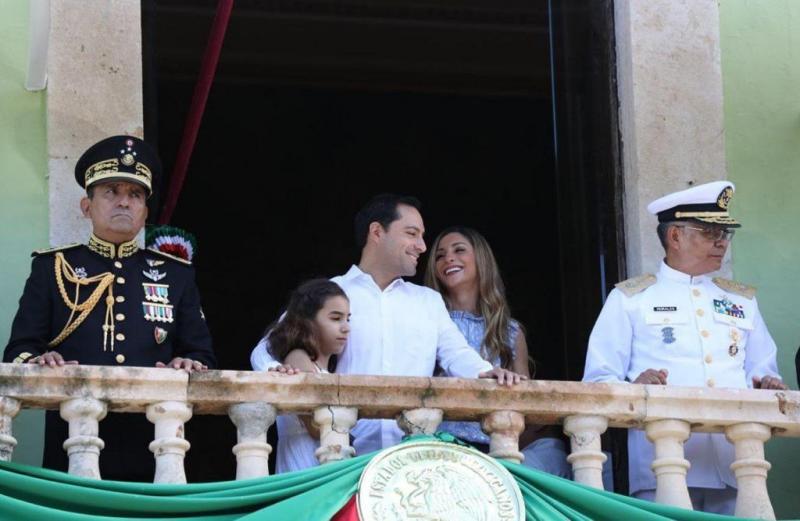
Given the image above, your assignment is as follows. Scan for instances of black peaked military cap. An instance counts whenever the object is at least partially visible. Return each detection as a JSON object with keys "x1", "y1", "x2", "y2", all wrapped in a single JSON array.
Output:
[{"x1": 74, "y1": 135, "x2": 161, "y2": 197}]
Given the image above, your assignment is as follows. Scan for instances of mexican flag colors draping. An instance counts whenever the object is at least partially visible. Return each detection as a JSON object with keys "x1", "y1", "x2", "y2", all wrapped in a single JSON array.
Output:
[{"x1": 0, "y1": 435, "x2": 768, "y2": 520}]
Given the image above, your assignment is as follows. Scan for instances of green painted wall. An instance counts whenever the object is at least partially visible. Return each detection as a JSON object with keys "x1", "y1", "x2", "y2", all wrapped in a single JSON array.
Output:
[
  {"x1": 0, "y1": 0, "x2": 48, "y2": 465},
  {"x1": 720, "y1": 1, "x2": 800, "y2": 517}
]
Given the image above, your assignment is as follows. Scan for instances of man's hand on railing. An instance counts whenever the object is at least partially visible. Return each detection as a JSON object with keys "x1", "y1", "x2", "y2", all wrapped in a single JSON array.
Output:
[
  {"x1": 752, "y1": 375, "x2": 788, "y2": 390},
  {"x1": 156, "y1": 357, "x2": 208, "y2": 374},
  {"x1": 633, "y1": 368, "x2": 669, "y2": 385},
  {"x1": 478, "y1": 367, "x2": 528, "y2": 387},
  {"x1": 28, "y1": 351, "x2": 78, "y2": 367}
]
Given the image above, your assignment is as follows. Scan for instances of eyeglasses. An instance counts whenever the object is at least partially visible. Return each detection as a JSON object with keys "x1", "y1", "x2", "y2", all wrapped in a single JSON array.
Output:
[{"x1": 677, "y1": 225, "x2": 736, "y2": 242}]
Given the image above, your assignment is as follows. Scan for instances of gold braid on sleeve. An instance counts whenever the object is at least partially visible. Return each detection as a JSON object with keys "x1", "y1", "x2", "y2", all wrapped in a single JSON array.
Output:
[{"x1": 49, "y1": 252, "x2": 117, "y2": 351}]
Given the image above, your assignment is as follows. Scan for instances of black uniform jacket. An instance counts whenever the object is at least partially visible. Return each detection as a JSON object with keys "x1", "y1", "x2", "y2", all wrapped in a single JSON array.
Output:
[{"x1": 3, "y1": 237, "x2": 216, "y2": 481}]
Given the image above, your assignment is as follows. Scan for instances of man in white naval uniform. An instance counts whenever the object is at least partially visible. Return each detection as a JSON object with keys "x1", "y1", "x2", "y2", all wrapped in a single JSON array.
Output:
[{"x1": 583, "y1": 181, "x2": 787, "y2": 514}]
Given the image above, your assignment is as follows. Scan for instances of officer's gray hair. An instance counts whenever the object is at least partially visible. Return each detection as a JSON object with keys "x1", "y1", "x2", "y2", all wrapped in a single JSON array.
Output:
[{"x1": 656, "y1": 221, "x2": 682, "y2": 250}]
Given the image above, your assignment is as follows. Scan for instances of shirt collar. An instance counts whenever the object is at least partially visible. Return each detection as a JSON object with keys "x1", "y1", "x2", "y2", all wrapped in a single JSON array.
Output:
[
  {"x1": 344, "y1": 264, "x2": 406, "y2": 291},
  {"x1": 87, "y1": 233, "x2": 138, "y2": 259},
  {"x1": 658, "y1": 260, "x2": 708, "y2": 285}
]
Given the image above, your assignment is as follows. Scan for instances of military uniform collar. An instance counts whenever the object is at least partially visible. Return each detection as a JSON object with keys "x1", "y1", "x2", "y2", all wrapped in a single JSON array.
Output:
[
  {"x1": 658, "y1": 261, "x2": 708, "y2": 285},
  {"x1": 88, "y1": 234, "x2": 139, "y2": 259}
]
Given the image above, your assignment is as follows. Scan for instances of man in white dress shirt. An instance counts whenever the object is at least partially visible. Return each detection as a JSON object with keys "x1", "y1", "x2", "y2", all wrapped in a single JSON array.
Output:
[
  {"x1": 582, "y1": 181, "x2": 787, "y2": 514},
  {"x1": 252, "y1": 194, "x2": 524, "y2": 456}
]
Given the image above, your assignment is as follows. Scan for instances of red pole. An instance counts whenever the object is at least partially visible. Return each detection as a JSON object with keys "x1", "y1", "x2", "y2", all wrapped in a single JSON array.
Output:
[{"x1": 159, "y1": 0, "x2": 235, "y2": 224}]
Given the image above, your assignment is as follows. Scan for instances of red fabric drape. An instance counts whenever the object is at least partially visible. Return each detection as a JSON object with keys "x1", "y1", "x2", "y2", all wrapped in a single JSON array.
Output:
[
  {"x1": 330, "y1": 495, "x2": 359, "y2": 521},
  {"x1": 158, "y1": 0, "x2": 234, "y2": 224}
]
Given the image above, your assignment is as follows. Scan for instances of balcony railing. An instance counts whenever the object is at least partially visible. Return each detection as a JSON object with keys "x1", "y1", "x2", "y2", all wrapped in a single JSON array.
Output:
[{"x1": 0, "y1": 363, "x2": 798, "y2": 519}]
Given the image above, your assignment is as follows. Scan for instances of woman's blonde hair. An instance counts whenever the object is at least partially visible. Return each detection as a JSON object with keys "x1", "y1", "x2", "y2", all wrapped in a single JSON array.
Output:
[{"x1": 424, "y1": 226, "x2": 515, "y2": 369}]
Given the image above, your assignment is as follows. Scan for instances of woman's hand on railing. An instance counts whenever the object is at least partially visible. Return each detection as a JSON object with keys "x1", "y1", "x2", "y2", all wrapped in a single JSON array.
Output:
[{"x1": 478, "y1": 367, "x2": 528, "y2": 386}]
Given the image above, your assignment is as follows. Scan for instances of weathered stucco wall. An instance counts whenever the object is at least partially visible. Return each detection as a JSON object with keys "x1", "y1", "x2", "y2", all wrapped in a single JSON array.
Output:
[
  {"x1": 0, "y1": 0, "x2": 48, "y2": 465},
  {"x1": 720, "y1": 1, "x2": 800, "y2": 517},
  {"x1": 47, "y1": 0, "x2": 144, "y2": 246},
  {"x1": 615, "y1": 0, "x2": 729, "y2": 276}
]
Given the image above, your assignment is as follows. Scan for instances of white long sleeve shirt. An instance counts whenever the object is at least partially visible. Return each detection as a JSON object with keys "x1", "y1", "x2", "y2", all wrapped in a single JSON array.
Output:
[
  {"x1": 251, "y1": 265, "x2": 492, "y2": 455},
  {"x1": 583, "y1": 261, "x2": 781, "y2": 494}
]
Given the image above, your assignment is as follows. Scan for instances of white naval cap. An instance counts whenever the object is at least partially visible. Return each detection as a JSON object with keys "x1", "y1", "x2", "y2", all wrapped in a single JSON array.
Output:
[{"x1": 646, "y1": 181, "x2": 740, "y2": 227}]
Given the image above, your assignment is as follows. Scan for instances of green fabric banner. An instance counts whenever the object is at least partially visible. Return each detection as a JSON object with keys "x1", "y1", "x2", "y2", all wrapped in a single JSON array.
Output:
[{"x1": 0, "y1": 435, "x2": 789, "y2": 520}]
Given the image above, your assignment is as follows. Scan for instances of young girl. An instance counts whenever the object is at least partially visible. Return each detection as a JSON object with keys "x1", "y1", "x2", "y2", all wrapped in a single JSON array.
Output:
[{"x1": 267, "y1": 278, "x2": 350, "y2": 473}]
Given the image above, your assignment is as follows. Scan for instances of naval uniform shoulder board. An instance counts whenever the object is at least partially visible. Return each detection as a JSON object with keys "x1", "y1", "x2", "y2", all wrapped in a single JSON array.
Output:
[
  {"x1": 615, "y1": 273, "x2": 657, "y2": 297},
  {"x1": 31, "y1": 243, "x2": 81, "y2": 257},
  {"x1": 712, "y1": 277, "x2": 757, "y2": 300},
  {"x1": 146, "y1": 247, "x2": 192, "y2": 265}
]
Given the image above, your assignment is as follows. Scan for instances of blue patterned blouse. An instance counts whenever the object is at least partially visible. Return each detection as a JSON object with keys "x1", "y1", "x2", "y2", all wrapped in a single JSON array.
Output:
[{"x1": 439, "y1": 310, "x2": 521, "y2": 445}]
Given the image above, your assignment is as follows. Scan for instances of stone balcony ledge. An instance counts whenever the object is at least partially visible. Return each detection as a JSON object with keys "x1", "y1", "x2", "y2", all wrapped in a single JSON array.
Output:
[
  {"x1": 1, "y1": 363, "x2": 796, "y2": 518},
  {"x1": 1, "y1": 363, "x2": 797, "y2": 434}
]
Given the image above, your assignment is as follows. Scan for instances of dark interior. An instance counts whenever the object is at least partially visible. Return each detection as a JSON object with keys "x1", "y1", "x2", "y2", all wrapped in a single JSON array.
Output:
[{"x1": 142, "y1": 0, "x2": 623, "y2": 484}]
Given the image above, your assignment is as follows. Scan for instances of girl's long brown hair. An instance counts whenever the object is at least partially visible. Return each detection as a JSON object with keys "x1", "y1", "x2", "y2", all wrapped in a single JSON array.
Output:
[
  {"x1": 424, "y1": 226, "x2": 515, "y2": 369},
  {"x1": 267, "y1": 278, "x2": 347, "y2": 372}
]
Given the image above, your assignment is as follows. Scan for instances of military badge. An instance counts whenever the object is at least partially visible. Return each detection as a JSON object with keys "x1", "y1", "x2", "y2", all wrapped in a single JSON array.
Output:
[
  {"x1": 143, "y1": 302, "x2": 174, "y2": 323},
  {"x1": 661, "y1": 326, "x2": 676, "y2": 344},
  {"x1": 154, "y1": 327, "x2": 168, "y2": 344},
  {"x1": 143, "y1": 283, "x2": 170, "y2": 304},
  {"x1": 143, "y1": 269, "x2": 166, "y2": 282},
  {"x1": 74, "y1": 267, "x2": 87, "y2": 279},
  {"x1": 729, "y1": 328, "x2": 741, "y2": 357},
  {"x1": 146, "y1": 259, "x2": 165, "y2": 267},
  {"x1": 713, "y1": 297, "x2": 745, "y2": 319}
]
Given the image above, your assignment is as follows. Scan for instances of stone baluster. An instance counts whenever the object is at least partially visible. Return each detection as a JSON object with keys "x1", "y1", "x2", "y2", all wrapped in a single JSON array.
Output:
[
  {"x1": 564, "y1": 415, "x2": 608, "y2": 489},
  {"x1": 725, "y1": 422, "x2": 775, "y2": 520},
  {"x1": 314, "y1": 406, "x2": 357, "y2": 464},
  {"x1": 146, "y1": 401, "x2": 192, "y2": 484},
  {"x1": 60, "y1": 397, "x2": 107, "y2": 479},
  {"x1": 397, "y1": 408, "x2": 443, "y2": 436},
  {"x1": 645, "y1": 419, "x2": 692, "y2": 509},
  {"x1": 228, "y1": 402, "x2": 277, "y2": 480},
  {"x1": 481, "y1": 410, "x2": 525, "y2": 463},
  {"x1": 0, "y1": 397, "x2": 21, "y2": 461}
]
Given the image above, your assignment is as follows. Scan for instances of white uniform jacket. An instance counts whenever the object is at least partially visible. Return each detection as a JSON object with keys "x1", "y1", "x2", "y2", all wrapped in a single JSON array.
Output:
[{"x1": 583, "y1": 261, "x2": 781, "y2": 494}]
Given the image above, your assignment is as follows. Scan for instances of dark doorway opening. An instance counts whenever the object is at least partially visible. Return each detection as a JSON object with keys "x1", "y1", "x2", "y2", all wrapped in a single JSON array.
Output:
[{"x1": 143, "y1": 0, "x2": 623, "y2": 485}]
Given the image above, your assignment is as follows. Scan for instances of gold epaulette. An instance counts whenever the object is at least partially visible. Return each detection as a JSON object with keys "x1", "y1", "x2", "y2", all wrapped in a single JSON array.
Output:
[
  {"x1": 713, "y1": 277, "x2": 757, "y2": 300},
  {"x1": 146, "y1": 248, "x2": 192, "y2": 265},
  {"x1": 31, "y1": 243, "x2": 81, "y2": 257},
  {"x1": 615, "y1": 274, "x2": 657, "y2": 297}
]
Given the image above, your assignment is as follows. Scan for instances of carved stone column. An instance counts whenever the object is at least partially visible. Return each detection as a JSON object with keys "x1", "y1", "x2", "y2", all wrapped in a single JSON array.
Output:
[
  {"x1": 60, "y1": 397, "x2": 107, "y2": 479},
  {"x1": 313, "y1": 406, "x2": 357, "y2": 464},
  {"x1": 397, "y1": 408, "x2": 443, "y2": 436},
  {"x1": 228, "y1": 402, "x2": 277, "y2": 480},
  {"x1": 645, "y1": 419, "x2": 692, "y2": 509},
  {"x1": 481, "y1": 410, "x2": 525, "y2": 463},
  {"x1": 0, "y1": 397, "x2": 21, "y2": 461},
  {"x1": 725, "y1": 422, "x2": 775, "y2": 520},
  {"x1": 146, "y1": 401, "x2": 192, "y2": 484},
  {"x1": 564, "y1": 415, "x2": 608, "y2": 489}
]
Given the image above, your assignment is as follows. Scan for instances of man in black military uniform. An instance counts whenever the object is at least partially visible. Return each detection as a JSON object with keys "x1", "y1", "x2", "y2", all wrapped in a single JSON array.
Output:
[{"x1": 3, "y1": 135, "x2": 216, "y2": 481}]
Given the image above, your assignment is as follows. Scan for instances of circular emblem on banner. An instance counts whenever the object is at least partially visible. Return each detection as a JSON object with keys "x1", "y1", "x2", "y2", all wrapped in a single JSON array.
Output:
[{"x1": 357, "y1": 440, "x2": 524, "y2": 521}]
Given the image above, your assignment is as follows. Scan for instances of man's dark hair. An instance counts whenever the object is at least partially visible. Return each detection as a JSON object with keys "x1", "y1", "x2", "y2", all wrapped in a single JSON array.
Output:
[
  {"x1": 353, "y1": 194, "x2": 422, "y2": 250},
  {"x1": 86, "y1": 186, "x2": 95, "y2": 199}
]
